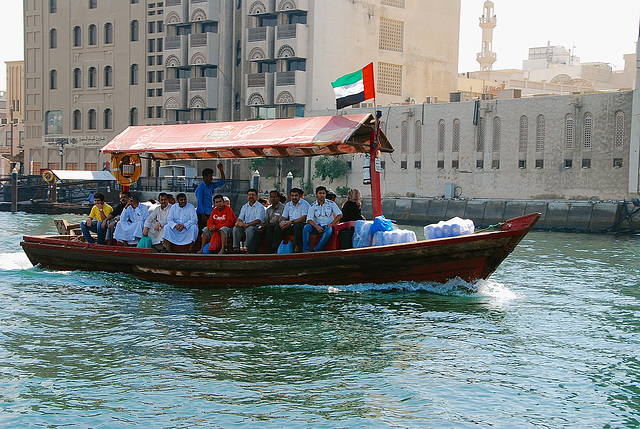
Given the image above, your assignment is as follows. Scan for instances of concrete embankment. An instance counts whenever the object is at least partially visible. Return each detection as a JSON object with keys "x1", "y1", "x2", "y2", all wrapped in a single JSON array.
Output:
[
  {"x1": 359, "y1": 198, "x2": 640, "y2": 233},
  {"x1": 140, "y1": 192, "x2": 640, "y2": 233}
]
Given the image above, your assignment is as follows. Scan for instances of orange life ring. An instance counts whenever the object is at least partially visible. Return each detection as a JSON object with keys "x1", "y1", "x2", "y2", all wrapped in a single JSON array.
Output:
[
  {"x1": 42, "y1": 169, "x2": 56, "y2": 184},
  {"x1": 111, "y1": 153, "x2": 142, "y2": 186}
]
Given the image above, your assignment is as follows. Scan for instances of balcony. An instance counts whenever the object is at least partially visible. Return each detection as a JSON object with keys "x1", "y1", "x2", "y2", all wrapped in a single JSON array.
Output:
[
  {"x1": 164, "y1": 78, "x2": 188, "y2": 109},
  {"x1": 189, "y1": 77, "x2": 219, "y2": 109},
  {"x1": 164, "y1": 35, "x2": 189, "y2": 67},
  {"x1": 276, "y1": 0, "x2": 308, "y2": 11},
  {"x1": 274, "y1": 71, "x2": 306, "y2": 105},
  {"x1": 165, "y1": 0, "x2": 188, "y2": 25},
  {"x1": 189, "y1": 0, "x2": 220, "y2": 22},
  {"x1": 247, "y1": 0, "x2": 275, "y2": 15},
  {"x1": 275, "y1": 24, "x2": 307, "y2": 59},
  {"x1": 246, "y1": 26, "x2": 275, "y2": 61},
  {"x1": 189, "y1": 33, "x2": 219, "y2": 65},
  {"x1": 246, "y1": 73, "x2": 274, "y2": 106}
]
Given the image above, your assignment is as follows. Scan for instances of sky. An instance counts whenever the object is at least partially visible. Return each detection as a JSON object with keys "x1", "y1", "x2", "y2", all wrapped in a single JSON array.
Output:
[{"x1": 0, "y1": 1, "x2": 638, "y2": 91}]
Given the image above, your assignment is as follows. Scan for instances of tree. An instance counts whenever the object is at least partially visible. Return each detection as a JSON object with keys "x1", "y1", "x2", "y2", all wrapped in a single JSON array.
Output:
[{"x1": 312, "y1": 156, "x2": 348, "y2": 183}]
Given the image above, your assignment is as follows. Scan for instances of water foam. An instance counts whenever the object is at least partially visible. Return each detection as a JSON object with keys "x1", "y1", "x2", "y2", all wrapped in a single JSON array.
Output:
[
  {"x1": 0, "y1": 252, "x2": 36, "y2": 271},
  {"x1": 270, "y1": 277, "x2": 514, "y2": 297}
]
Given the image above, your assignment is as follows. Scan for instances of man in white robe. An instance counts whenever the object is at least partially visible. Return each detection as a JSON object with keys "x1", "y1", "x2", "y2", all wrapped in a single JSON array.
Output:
[
  {"x1": 142, "y1": 192, "x2": 171, "y2": 249},
  {"x1": 114, "y1": 195, "x2": 149, "y2": 245},
  {"x1": 162, "y1": 193, "x2": 198, "y2": 252}
]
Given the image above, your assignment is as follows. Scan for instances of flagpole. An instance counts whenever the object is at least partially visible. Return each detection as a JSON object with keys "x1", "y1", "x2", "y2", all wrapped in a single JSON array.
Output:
[{"x1": 370, "y1": 98, "x2": 382, "y2": 218}]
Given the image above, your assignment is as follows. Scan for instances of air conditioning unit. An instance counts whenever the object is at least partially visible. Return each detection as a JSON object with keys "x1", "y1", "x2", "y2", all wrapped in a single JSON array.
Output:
[{"x1": 425, "y1": 96, "x2": 438, "y2": 104}]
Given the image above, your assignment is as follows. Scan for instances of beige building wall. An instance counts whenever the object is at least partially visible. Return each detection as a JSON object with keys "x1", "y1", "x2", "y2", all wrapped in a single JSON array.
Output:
[
  {"x1": 310, "y1": 90, "x2": 634, "y2": 201},
  {"x1": 23, "y1": 0, "x2": 165, "y2": 174},
  {"x1": 306, "y1": 0, "x2": 460, "y2": 110},
  {"x1": 2, "y1": 61, "x2": 25, "y2": 168}
]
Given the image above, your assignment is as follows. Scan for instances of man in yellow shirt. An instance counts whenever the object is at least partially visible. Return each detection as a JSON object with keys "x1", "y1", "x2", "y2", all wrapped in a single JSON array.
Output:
[{"x1": 80, "y1": 193, "x2": 113, "y2": 244}]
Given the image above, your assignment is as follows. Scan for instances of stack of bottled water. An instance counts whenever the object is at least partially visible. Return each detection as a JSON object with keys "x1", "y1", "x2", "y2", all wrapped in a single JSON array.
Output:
[
  {"x1": 424, "y1": 217, "x2": 475, "y2": 240},
  {"x1": 372, "y1": 229, "x2": 417, "y2": 246}
]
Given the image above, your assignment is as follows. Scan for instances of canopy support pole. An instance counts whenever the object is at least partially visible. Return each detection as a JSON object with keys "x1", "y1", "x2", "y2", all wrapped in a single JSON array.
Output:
[{"x1": 370, "y1": 112, "x2": 382, "y2": 218}]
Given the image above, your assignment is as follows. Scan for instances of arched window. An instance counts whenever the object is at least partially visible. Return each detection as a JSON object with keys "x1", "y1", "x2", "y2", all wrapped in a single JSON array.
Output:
[
  {"x1": 477, "y1": 117, "x2": 485, "y2": 151},
  {"x1": 104, "y1": 108, "x2": 112, "y2": 129},
  {"x1": 130, "y1": 108, "x2": 138, "y2": 126},
  {"x1": 131, "y1": 20, "x2": 139, "y2": 42},
  {"x1": 88, "y1": 109, "x2": 97, "y2": 130},
  {"x1": 536, "y1": 115, "x2": 545, "y2": 152},
  {"x1": 88, "y1": 24, "x2": 97, "y2": 45},
  {"x1": 88, "y1": 67, "x2": 97, "y2": 87},
  {"x1": 614, "y1": 111, "x2": 625, "y2": 149},
  {"x1": 130, "y1": 64, "x2": 138, "y2": 85},
  {"x1": 583, "y1": 112, "x2": 592, "y2": 150},
  {"x1": 414, "y1": 121, "x2": 422, "y2": 154},
  {"x1": 104, "y1": 22, "x2": 113, "y2": 44},
  {"x1": 564, "y1": 113, "x2": 574, "y2": 149},
  {"x1": 104, "y1": 66, "x2": 113, "y2": 87},
  {"x1": 49, "y1": 29, "x2": 57, "y2": 48},
  {"x1": 73, "y1": 110, "x2": 82, "y2": 130},
  {"x1": 400, "y1": 120, "x2": 408, "y2": 154},
  {"x1": 492, "y1": 117, "x2": 501, "y2": 151},
  {"x1": 437, "y1": 119, "x2": 445, "y2": 152},
  {"x1": 452, "y1": 119, "x2": 460, "y2": 152},
  {"x1": 73, "y1": 68, "x2": 82, "y2": 89},
  {"x1": 519, "y1": 115, "x2": 528, "y2": 152},
  {"x1": 73, "y1": 26, "x2": 82, "y2": 47},
  {"x1": 49, "y1": 70, "x2": 57, "y2": 89}
]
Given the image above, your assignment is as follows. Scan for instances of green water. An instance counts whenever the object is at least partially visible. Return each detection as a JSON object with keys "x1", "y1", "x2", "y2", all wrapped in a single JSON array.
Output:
[{"x1": 0, "y1": 213, "x2": 639, "y2": 427}]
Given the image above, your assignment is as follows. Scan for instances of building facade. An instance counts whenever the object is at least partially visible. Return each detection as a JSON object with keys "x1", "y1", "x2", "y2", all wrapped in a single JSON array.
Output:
[
  {"x1": 23, "y1": 0, "x2": 462, "y2": 177},
  {"x1": 311, "y1": 90, "x2": 636, "y2": 201},
  {"x1": 23, "y1": 0, "x2": 166, "y2": 174}
]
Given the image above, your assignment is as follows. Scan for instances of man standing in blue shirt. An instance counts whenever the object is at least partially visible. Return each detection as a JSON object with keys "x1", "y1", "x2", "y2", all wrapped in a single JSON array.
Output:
[{"x1": 196, "y1": 163, "x2": 226, "y2": 236}]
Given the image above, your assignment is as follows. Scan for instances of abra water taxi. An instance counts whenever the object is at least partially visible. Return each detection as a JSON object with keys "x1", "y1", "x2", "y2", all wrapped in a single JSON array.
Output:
[{"x1": 21, "y1": 114, "x2": 539, "y2": 288}]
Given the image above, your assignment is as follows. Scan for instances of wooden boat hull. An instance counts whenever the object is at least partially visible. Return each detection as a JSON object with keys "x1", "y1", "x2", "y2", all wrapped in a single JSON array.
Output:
[{"x1": 20, "y1": 213, "x2": 540, "y2": 289}]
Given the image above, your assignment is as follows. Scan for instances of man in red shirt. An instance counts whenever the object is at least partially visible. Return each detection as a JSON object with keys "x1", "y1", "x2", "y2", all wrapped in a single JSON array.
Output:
[{"x1": 200, "y1": 194, "x2": 236, "y2": 254}]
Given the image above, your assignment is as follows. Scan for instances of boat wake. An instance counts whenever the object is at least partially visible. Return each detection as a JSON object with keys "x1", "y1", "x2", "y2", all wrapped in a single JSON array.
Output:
[
  {"x1": 0, "y1": 251, "x2": 36, "y2": 271},
  {"x1": 270, "y1": 277, "x2": 516, "y2": 298}
]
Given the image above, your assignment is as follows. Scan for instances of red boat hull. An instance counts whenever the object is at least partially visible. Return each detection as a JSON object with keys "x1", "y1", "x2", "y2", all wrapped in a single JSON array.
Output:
[{"x1": 20, "y1": 213, "x2": 540, "y2": 289}]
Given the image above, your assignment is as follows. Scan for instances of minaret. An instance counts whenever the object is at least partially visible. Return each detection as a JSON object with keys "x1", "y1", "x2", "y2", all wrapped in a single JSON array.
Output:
[{"x1": 476, "y1": 1, "x2": 497, "y2": 71}]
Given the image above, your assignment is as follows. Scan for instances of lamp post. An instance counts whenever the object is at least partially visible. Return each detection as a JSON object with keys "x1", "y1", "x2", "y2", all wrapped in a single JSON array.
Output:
[
  {"x1": 57, "y1": 138, "x2": 68, "y2": 169},
  {"x1": 286, "y1": 171, "x2": 293, "y2": 195},
  {"x1": 9, "y1": 105, "x2": 14, "y2": 167}
]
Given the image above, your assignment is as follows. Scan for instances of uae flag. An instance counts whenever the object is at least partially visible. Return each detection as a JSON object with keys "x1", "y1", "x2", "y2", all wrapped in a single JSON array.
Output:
[{"x1": 331, "y1": 63, "x2": 375, "y2": 109}]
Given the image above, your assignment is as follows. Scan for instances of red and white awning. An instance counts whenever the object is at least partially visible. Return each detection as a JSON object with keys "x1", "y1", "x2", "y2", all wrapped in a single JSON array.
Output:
[{"x1": 101, "y1": 114, "x2": 393, "y2": 160}]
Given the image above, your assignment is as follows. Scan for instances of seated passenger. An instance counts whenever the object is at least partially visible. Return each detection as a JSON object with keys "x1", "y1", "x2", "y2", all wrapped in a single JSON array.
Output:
[
  {"x1": 302, "y1": 186, "x2": 343, "y2": 252},
  {"x1": 201, "y1": 194, "x2": 236, "y2": 254},
  {"x1": 114, "y1": 195, "x2": 149, "y2": 245},
  {"x1": 80, "y1": 192, "x2": 112, "y2": 244},
  {"x1": 142, "y1": 192, "x2": 172, "y2": 250},
  {"x1": 273, "y1": 187, "x2": 309, "y2": 253},
  {"x1": 232, "y1": 188, "x2": 265, "y2": 254},
  {"x1": 341, "y1": 188, "x2": 365, "y2": 222},
  {"x1": 162, "y1": 193, "x2": 199, "y2": 252},
  {"x1": 102, "y1": 191, "x2": 130, "y2": 245},
  {"x1": 257, "y1": 190, "x2": 285, "y2": 253}
]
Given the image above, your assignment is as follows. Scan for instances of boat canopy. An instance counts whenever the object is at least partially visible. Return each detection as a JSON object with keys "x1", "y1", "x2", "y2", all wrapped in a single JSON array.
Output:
[
  {"x1": 49, "y1": 170, "x2": 116, "y2": 181},
  {"x1": 101, "y1": 114, "x2": 393, "y2": 160}
]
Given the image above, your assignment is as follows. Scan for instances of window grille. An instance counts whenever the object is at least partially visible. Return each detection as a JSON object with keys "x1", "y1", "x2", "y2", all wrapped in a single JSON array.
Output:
[
  {"x1": 614, "y1": 111, "x2": 624, "y2": 149},
  {"x1": 492, "y1": 117, "x2": 501, "y2": 151},
  {"x1": 379, "y1": 17, "x2": 404, "y2": 52},
  {"x1": 536, "y1": 115, "x2": 545, "y2": 151},
  {"x1": 583, "y1": 113, "x2": 592, "y2": 150},
  {"x1": 519, "y1": 115, "x2": 528, "y2": 152},
  {"x1": 452, "y1": 119, "x2": 460, "y2": 152},
  {"x1": 564, "y1": 114, "x2": 574, "y2": 149}
]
